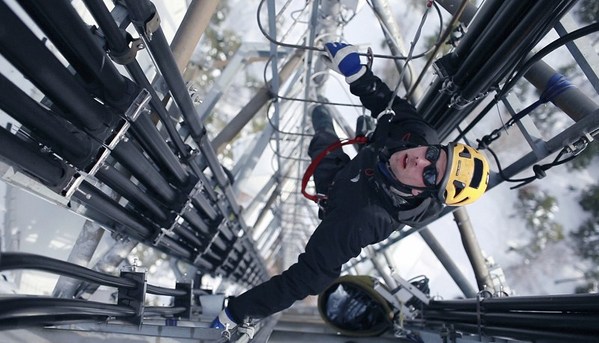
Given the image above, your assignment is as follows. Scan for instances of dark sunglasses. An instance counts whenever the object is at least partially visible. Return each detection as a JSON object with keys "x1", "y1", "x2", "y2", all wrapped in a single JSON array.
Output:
[{"x1": 422, "y1": 145, "x2": 442, "y2": 187}]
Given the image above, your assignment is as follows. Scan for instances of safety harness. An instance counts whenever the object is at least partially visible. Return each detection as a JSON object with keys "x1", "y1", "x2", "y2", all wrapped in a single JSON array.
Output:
[{"x1": 301, "y1": 136, "x2": 369, "y2": 202}]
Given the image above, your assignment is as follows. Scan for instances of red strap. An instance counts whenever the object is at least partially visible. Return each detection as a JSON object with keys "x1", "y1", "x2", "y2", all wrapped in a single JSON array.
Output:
[{"x1": 301, "y1": 136, "x2": 369, "y2": 202}]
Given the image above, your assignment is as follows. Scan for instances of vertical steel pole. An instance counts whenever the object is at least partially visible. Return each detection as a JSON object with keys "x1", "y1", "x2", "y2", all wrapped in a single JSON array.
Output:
[{"x1": 170, "y1": 0, "x2": 221, "y2": 74}]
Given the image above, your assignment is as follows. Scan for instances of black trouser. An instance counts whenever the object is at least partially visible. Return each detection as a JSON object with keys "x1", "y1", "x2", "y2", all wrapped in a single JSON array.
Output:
[{"x1": 307, "y1": 130, "x2": 350, "y2": 213}]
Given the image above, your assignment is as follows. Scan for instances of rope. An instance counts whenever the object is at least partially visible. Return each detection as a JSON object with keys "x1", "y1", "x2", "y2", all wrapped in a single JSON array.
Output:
[
  {"x1": 478, "y1": 73, "x2": 574, "y2": 148},
  {"x1": 301, "y1": 136, "x2": 369, "y2": 202},
  {"x1": 483, "y1": 138, "x2": 590, "y2": 190},
  {"x1": 475, "y1": 73, "x2": 591, "y2": 189},
  {"x1": 385, "y1": 0, "x2": 434, "y2": 113}
]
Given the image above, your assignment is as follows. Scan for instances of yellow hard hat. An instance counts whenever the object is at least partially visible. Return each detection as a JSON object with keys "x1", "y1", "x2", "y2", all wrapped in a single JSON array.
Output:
[{"x1": 439, "y1": 142, "x2": 490, "y2": 206}]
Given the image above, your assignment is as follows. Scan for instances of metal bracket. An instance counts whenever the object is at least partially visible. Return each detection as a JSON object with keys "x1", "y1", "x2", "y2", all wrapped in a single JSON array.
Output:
[
  {"x1": 392, "y1": 272, "x2": 430, "y2": 305},
  {"x1": 63, "y1": 89, "x2": 151, "y2": 199},
  {"x1": 110, "y1": 37, "x2": 145, "y2": 65},
  {"x1": 374, "y1": 273, "x2": 432, "y2": 322},
  {"x1": 237, "y1": 324, "x2": 256, "y2": 340},
  {"x1": 153, "y1": 180, "x2": 208, "y2": 246},
  {"x1": 449, "y1": 94, "x2": 474, "y2": 110},
  {"x1": 142, "y1": 10, "x2": 161, "y2": 39},
  {"x1": 439, "y1": 78, "x2": 459, "y2": 95},
  {"x1": 117, "y1": 269, "x2": 147, "y2": 326},
  {"x1": 174, "y1": 281, "x2": 193, "y2": 320}
]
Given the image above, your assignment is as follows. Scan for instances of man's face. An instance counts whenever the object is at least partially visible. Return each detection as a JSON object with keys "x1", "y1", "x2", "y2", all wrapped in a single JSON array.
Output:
[{"x1": 388, "y1": 146, "x2": 448, "y2": 196}]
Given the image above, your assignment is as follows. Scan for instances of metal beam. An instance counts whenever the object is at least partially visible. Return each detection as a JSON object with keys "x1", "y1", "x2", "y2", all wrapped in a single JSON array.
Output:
[
  {"x1": 418, "y1": 227, "x2": 477, "y2": 298},
  {"x1": 170, "y1": 0, "x2": 221, "y2": 74},
  {"x1": 53, "y1": 221, "x2": 105, "y2": 298},
  {"x1": 211, "y1": 52, "x2": 303, "y2": 153}
]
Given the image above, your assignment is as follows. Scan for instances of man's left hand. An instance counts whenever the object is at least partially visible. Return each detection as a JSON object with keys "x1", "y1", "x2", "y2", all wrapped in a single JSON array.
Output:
[{"x1": 323, "y1": 42, "x2": 367, "y2": 83}]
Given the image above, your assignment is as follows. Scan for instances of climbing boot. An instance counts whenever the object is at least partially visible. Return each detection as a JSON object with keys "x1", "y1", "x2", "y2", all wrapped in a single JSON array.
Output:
[{"x1": 311, "y1": 105, "x2": 335, "y2": 134}]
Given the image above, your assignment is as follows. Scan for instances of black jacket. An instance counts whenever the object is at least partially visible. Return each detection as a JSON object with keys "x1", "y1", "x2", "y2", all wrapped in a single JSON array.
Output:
[{"x1": 227, "y1": 69, "x2": 443, "y2": 323}]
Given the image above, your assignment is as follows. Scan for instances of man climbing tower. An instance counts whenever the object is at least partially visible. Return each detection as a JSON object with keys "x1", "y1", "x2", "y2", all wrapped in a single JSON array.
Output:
[{"x1": 211, "y1": 42, "x2": 491, "y2": 332}]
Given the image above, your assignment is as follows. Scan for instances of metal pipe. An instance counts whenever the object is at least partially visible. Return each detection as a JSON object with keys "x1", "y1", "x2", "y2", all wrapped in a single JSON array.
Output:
[
  {"x1": 366, "y1": 246, "x2": 398, "y2": 289},
  {"x1": 407, "y1": 0, "x2": 470, "y2": 100},
  {"x1": 0, "y1": 252, "x2": 136, "y2": 288},
  {"x1": 453, "y1": 207, "x2": 494, "y2": 292},
  {"x1": 0, "y1": 127, "x2": 71, "y2": 189},
  {"x1": 0, "y1": 297, "x2": 135, "y2": 319},
  {"x1": 52, "y1": 221, "x2": 105, "y2": 298},
  {"x1": 445, "y1": 0, "x2": 501, "y2": 57},
  {"x1": 15, "y1": 0, "x2": 134, "y2": 110},
  {"x1": 418, "y1": 227, "x2": 477, "y2": 297},
  {"x1": 0, "y1": 1, "x2": 114, "y2": 134},
  {"x1": 62, "y1": 0, "x2": 191, "y2": 187},
  {"x1": 191, "y1": 193, "x2": 219, "y2": 221},
  {"x1": 124, "y1": 0, "x2": 237, "y2": 196},
  {"x1": 170, "y1": 0, "x2": 221, "y2": 74},
  {"x1": 427, "y1": 293, "x2": 599, "y2": 312},
  {"x1": 423, "y1": 311, "x2": 599, "y2": 332},
  {"x1": 524, "y1": 61, "x2": 599, "y2": 122},
  {"x1": 452, "y1": 323, "x2": 599, "y2": 343}
]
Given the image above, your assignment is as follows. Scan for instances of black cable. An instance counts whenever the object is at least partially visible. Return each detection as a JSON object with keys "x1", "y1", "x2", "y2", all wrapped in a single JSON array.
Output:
[
  {"x1": 0, "y1": 252, "x2": 189, "y2": 297},
  {"x1": 481, "y1": 140, "x2": 588, "y2": 189},
  {"x1": 426, "y1": 293, "x2": 599, "y2": 312},
  {"x1": 499, "y1": 21, "x2": 599, "y2": 99},
  {"x1": 366, "y1": 0, "x2": 445, "y2": 60},
  {"x1": 264, "y1": 101, "x2": 312, "y2": 138},
  {"x1": 454, "y1": 21, "x2": 599, "y2": 143},
  {"x1": 146, "y1": 285, "x2": 187, "y2": 296},
  {"x1": 255, "y1": 0, "x2": 421, "y2": 61},
  {"x1": 0, "y1": 315, "x2": 110, "y2": 329},
  {"x1": 275, "y1": 94, "x2": 363, "y2": 107},
  {"x1": 487, "y1": 0, "x2": 576, "y2": 99},
  {"x1": 260, "y1": 53, "x2": 363, "y2": 108},
  {"x1": 0, "y1": 252, "x2": 135, "y2": 288},
  {"x1": 0, "y1": 297, "x2": 136, "y2": 320},
  {"x1": 144, "y1": 306, "x2": 187, "y2": 316}
]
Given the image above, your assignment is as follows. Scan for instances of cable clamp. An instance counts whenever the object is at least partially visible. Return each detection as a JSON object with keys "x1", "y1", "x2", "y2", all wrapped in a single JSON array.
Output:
[
  {"x1": 532, "y1": 164, "x2": 547, "y2": 179},
  {"x1": 221, "y1": 326, "x2": 232, "y2": 340},
  {"x1": 449, "y1": 94, "x2": 472, "y2": 109},
  {"x1": 439, "y1": 78, "x2": 458, "y2": 95},
  {"x1": 366, "y1": 47, "x2": 374, "y2": 70},
  {"x1": 238, "y1": 324, "x2": 256, "y2": 339},
  {"x1": 143, "y1": 11, "x2": 161, "y2": 40},
  {"x1": 110, "y1": 37, "x2": 144, "y2": 65}
]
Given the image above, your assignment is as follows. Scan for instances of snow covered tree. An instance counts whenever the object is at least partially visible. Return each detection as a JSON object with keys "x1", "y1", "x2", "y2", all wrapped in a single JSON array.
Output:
[
  {"x1": 579, "y1": 183, "x2": 599, "y2": 218},
  {"x1": 509, "y1": 186, "x2": 564, "y2": 260},
  {"x1": 568, "y1": 140, "x2": 599, "y2": 171},
  {"x1": 571, "y1": 184, "x2": 599, "y2": 263},
  {"x1": 575, "y1": 0, "x2": 599, "y2": 24},
  {"x1": 570, "y1": 218, "x2": 599, "y2": 262},
  {"x1": 569, "y1": 184, "x2": 599, "y2": 292}
]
